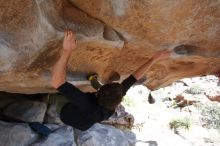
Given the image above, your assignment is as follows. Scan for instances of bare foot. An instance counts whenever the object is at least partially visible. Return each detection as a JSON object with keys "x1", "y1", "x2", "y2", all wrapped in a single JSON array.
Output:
[{"x1": 63, "y1": 30, "x2": 77, "y2": 52}]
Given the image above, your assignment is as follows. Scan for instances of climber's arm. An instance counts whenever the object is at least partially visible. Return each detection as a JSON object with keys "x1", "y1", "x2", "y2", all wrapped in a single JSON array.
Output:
[
  {"x1": 121, "y1": 50, "x2": 172, "y2": 95},
  {"x1": 51, "y1": 30, "x2": 76, "y2": 88},
  {"x1": 132, "y1": 50, "x2": 171, "y2": 80}
]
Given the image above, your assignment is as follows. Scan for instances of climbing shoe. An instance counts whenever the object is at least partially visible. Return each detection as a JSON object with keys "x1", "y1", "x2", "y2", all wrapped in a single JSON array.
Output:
[
  {"x1": 87, "y1": 73, "x2": 98, "y2": 81},
  {"x1": 29, "y1": 122, "x2": 52, "y2": 137}
]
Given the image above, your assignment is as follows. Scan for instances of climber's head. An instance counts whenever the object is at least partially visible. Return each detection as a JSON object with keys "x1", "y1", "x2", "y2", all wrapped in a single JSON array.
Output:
[{"x1": 97, "y1": 83, "x2": 123, "y2": 111}]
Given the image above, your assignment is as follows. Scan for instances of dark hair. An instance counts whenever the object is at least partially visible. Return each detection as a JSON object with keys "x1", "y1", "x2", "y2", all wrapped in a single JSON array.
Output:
[{"x1": 97, "y1": 83, "x2": 123, "y2": 110}]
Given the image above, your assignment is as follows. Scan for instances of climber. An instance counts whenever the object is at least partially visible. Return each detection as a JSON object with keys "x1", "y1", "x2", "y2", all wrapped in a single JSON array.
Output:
[{"x1": 51, "y1": 30, "x2": 172, "y2": 131}]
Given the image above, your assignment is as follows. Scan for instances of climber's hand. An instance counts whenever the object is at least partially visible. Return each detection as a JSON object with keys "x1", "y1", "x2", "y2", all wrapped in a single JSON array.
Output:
[
  {"x1": 63, "y1": 30, "x2": 76, "y2": 53},
  {"x1": 152, "y1": 49, "x2": 172, "y2": 61}
]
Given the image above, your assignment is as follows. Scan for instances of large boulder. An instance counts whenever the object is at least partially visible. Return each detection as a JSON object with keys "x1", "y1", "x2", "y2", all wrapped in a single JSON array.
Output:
[
  {"x1": 0, "y1": 0, "x2": 220, "y2": 93},
  {"x1": 0, "y1": 121, "x2": 76, "y2": 146},
  {"x1": 76, "y1": 123, "x2": 136, "y2": 146},
  {"x1": 0, "y1": 121, "x2": 38, "y2": 146},
  {"x1": 3, "y1": 101, "x2": 47, "y2": 123},
  {"x1": 31, "y1": 125, "x2": 76, "y2": 146}
]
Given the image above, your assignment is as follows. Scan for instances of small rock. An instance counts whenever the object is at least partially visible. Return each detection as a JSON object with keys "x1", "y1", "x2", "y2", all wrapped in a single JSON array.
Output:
[
  {"x1": 208, "y1": 95, "x2": 220, "y2": 102},
  {"x1": 204, "y1": 88, "x2": 220, "y2": 102},
  {"x1": 3, "y1": 101, "x2": 47, "y2": 123},
  {"x1": 45, "y1": 104, "x2": 63, "y2": 125},
  {"x1": 102, "y1": 104, "x2": 134, "y2": 129}
]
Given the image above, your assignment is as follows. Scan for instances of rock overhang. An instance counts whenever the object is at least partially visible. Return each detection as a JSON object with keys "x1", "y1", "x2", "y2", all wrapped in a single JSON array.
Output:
[{"x1": 0, "y1": 0, "x2": 219, "y2": 93}]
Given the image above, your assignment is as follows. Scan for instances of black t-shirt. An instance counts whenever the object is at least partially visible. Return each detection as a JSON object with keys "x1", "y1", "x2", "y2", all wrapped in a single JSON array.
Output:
[{"x1": 57, "y1": 75, "x2": 137, "y2": 131}]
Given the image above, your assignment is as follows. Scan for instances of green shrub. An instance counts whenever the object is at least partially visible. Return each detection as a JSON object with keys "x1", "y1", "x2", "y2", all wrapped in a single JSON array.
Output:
[
  {"x1": 170, "y1": 100, "x2": 178, "y2": 108},
  {"x1": 196, "y1": 102, "x2": 220, "y2": 131},
  {"x1": 122, "y1": 95, "x2": 137, "y2": 107},
  {"x1": 169, "y1": 117, "x2": 192, "y2": 132},
  {"x1": 184, "y1": 85, "x2": 204, "y2": 94}
]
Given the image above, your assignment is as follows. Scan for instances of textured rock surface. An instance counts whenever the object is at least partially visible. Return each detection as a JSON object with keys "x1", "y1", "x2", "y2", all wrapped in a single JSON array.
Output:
[
  {"x1": 3, "y1": 101, "x2": 47, "y2": 123},
  {"x1": 45, "y1": 104, "x2": 64, "y2": 125},
  {"x1": 0, "y1": 0, "x2": 220, "y2": 93},
  {"x1": 0, "y1": 121, "x2": 76, "y2": 146},
  {"x1": 101, "y1": 104, "x2": 134, "y2": 129},
  {"x1": 31, "y1": 125, "x2": 76, "y2": 146},
  {"x1": 0, "y1": 121, "x2": 38, "y2": 146},
  {"x1": 76, "y1": 123, "x2": 136, "y2": 146}
]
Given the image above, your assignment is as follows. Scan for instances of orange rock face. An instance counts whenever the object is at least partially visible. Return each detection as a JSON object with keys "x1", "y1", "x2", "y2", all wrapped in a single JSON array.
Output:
[{"x1": 0, "y1": 0, "x2": 220, "y2": 93}]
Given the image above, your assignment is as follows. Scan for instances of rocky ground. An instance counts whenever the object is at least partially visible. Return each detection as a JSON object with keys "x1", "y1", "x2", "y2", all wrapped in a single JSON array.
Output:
[
  {"x1": 124, "y1": 75, "x2": 220, "y2": 146},
  {"x1": 0, "y1": 75, "x2": 219, "y2": 146}
]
